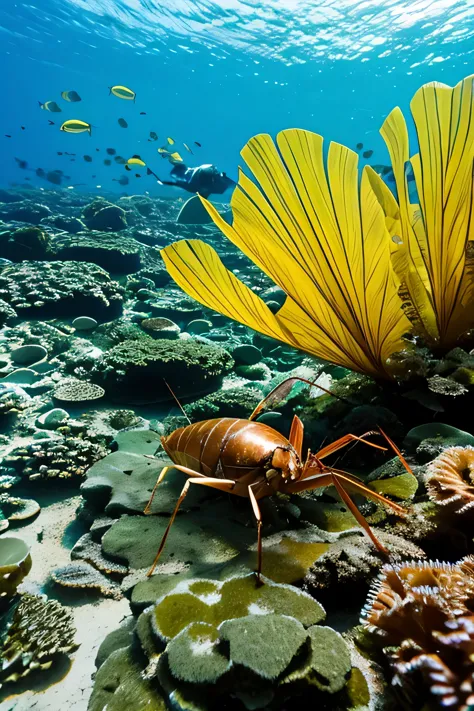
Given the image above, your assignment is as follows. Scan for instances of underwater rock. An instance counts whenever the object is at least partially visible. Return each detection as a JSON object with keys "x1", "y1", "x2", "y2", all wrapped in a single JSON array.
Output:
[
  {"x1": 0, "y1": 494, "x2": 40, "y2": 522},
  {"x1": 0, "y1": 260, "x2": 124, "y2": 320},
  {"x1": 235, "y1": 362, "x2": 272, "y2": 381},
  {"x1": 72, "y1": 315, "x2": 98, "y2": 331},
  {"x1": 304, "y1": 531, "x2": 425, "y2": 597},
  {"x1": 52, "y1": 232, "x2": 141, "y2": 273},
  {"x1": 0, "y1": 593, "x2": 78, "y2": 685},
  {"x1": 71, "y1": 533, "x2": 128, "y2": 576},
  {"x1": 2, "y1": 434, "x2": 107, "y2": 481},
  {"x1": 107, "y1": 409, "x2": 142, "y2": 430},
  {"x1": 0, "y1": 201, "x2": 51, "y2": 225},
  {"x1": 0, "y1": 226, "x2": 52, "y2": 261},
  {"x1": 184, "y1": 386, "x2": 262, "y2": 420},
  {"x1": 404, "y1": 422, "x2": 474, "y2": 461},
  {"x1": 35, "y1": 407, "x2": 69, "y2": 429},
  {"x1": 140, "y1": 317, "x2": 180, "y2": 340},
  {"x1": 0, "y1": 189, "x2": 23, "y2": 203},
  {"x1": 93, "y1": 338, "x2": 233, "y2": 403},
  {"x1": 50, "y1": 561, "x2": 122, "y2": 599},
  {"x1": 0, "y1": 298, "x2": 17, "y2": 328},
  {"x1": 144, "y1": 289, "x2": 208, "y2": 325},
  {"x1": 43, "y1": 214, "x2": 86, "y2": 233},
  {"x1": 88, "y1": 647, "x2": 166, "y2": 711},
  {"x1": 0, "y1": 383, "x2": 31, "y2": 416},
  {"x1": 10, "y1": 343, "x2": 47, "y2": 365},
  {"x1": 95, "y1": 616, "x2": 136, "y2": 669},
  {"x1": 53, "y1": 378, "x2": 105, "y2": 402},
  {"x1": 0, "y1": 536, "x2": 32, "y2": 600},
  {"x1": 82, "y1": 198, "x2": 128, "y2": 232},
  {"x1": 186, "y1": 319, "x2": 212, "y2": 335},
  {"x1": 232, "y1": 343, "x2": 263, "y2": 365},
  {"x1": 1, "y1": 368, "x2": 39, "y2": 385}
]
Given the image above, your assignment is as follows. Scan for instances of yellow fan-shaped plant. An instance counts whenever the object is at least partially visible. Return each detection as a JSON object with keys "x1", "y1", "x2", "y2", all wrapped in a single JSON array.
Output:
[
  {"x1": 161, "y1": 130, "x2": 411, "y2": 379},
  {"x1": 377, "y1": 75, "x2": 474, "y2": 349}
]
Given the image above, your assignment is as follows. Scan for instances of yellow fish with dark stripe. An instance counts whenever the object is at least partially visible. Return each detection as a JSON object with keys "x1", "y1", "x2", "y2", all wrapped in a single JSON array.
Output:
[
  {"x1": 127, "y1": 155, "x2": 146, "y2": 167},
  {"x1": 60, "y1": 119, "x2": 92, "y2": 136},
  {"x1": 109, "y1": 85, "x2": 136, "y2": 101},
  {"x1": 61, "y1": 90, "x2": 81, "y2": 102}
]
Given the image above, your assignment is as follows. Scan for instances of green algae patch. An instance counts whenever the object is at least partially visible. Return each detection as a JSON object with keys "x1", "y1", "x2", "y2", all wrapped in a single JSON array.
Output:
[
  {"x1": 219, "y1": 614, "x2": 307, "y2": 680},
  {"x1": 167, "y1": 622, "x2": 231, "y2": 684},
  {"x1": 88, "y1": 647, "x2": 166, "y2": 711},
  {"x1": 152, "y1": 574, "x2": 324, "y2": 642},
  {"x1": 281, "y1": 625, "x2": 351, "y2": 693},
  {"x1": 369, "y1": 471, "x2": 418, "y2": 500}
]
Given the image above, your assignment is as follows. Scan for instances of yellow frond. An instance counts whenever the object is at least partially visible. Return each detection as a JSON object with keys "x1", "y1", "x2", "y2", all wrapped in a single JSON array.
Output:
[
  {"x1": 162, "y1": 129, "x2": 411, "y2": 379},
  {"x1": 379, "y1": 75, "x2": 474, "y2": 349}
]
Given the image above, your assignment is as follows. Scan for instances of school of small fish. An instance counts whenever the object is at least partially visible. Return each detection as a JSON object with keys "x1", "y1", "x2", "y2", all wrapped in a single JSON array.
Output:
[{"x1": 7, "y1": 83, "x2": 204, "y2": 193}]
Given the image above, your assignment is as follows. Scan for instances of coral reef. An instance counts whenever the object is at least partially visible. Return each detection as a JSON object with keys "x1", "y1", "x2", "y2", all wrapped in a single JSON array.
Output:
[
  {"x1": 53, "y1": 379, "x2": 105, "y2": 402},
  {"x1": 82, "y1": 199, "x2": 128, "y2": 232},
  {"x1": 0, "y1": 594, "x2": 78, "y2": 686},
  {"x1": 2, "y1": 434, "x2": 107, "y2": 481},
  {"x1": 425, "y1": 446, "x2": 474, "y2": 515},
  {"x1": 0, "y1": 260, "x2": 124, "y2": 320},
  {"x1": 52, "y1": 232, "x2": 141, "y2": 273},
  {"x1": 93, "y1": 338, "x2": 233, "y2": 402},
  {"x1": 0, "y1": 226, "x2": 52, "y2": 261}
]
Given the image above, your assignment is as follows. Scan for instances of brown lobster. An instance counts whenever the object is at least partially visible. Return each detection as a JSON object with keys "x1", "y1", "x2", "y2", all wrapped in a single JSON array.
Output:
[{"x1": 145, "y1": 378, "x2": 410, "y2": 582}]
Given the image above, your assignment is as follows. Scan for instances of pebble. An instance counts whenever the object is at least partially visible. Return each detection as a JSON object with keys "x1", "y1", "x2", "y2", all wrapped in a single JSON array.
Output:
[
  {"x1": 72, "y1": 316, "x2": 98, "y2": 331},
  {"x1": 11, "y1": 344, "x2": 47, "y2": 365},
  {"x1": 186, "y1": 319, "x2": 212, "y2": 335},
  {"x1": 232, "y1": 344, "x2": 262, "y2": 365}
]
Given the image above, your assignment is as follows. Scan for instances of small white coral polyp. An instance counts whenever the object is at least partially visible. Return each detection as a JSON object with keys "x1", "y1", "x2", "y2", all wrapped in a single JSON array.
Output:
[{"x1": 425, "y1": 446, "x2": 474, "y2": 515}]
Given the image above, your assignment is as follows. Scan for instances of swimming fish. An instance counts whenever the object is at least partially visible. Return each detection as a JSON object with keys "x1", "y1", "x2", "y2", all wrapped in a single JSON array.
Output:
[
  {"x1": 61, "y1": 90, "x2": 81, "y2": 102},
  {"x1": 140, "y1": 112, "x2": 146, "y2": 115},
  {"x1": 167, "y1": 137, "x2": 175, "y2": 145},
  {"x1": 168, "y1": 151, "x2": 183, "y2": 163},
  {"x1": 104, "y1": 159, "x2": 112, "y2": 166},
  {"x1": 39, "y1": 100, "x2": 62, "y2": 112},
  {"x1": 109, "y1": 85, "x2": 136, "y2": 101},
  {"x1": 356, "y1": 143, "x2": 363, "y2": 150},
  {"x1": 96, "y1": 148, "x2": 100, "y2": 152},
  {"x1": 183, "y1": 143, "x2": 193, "y2": 154},
  {"x1": 194, "y1": 141, "x2": 201, "y2": 147},
  {"x1": 125, "y1": 165, "x2": 131, "y2": 171},
  {"x1": 113, "y1": 175, "x2": 129, "y2": 186},
  {"x1": 46, "y1": 170, "x2": 63, "y2": 185},
  {"x1": 135, "y1": 173, "x2": 141, "y2": 178},
  {"x1": 149, "y1": 131, "x2": 158, "y2": 141},
  {"x1": 21, "y1": 126, "x2": 25, "y2": 130},
  {"x1": 84, "y1": 155, "x2": 92, "y2": 162},
  {"x1": 15, "y1": 158, "x2": 28, "y2": 169},
  {"x1": 106, "y1": 147, "x2": 116, "y2": 155},
  {"x1": 114, "y1": 156, "x2": 126, "y2": 164},
  {"x1": 57, "y1": 151, "x2": 63, "y2": 155},
  {"x1": 127, "y1": 155, "x2": 146, "y2": 167},
  {"x1": 362, "y1": 150, "x2": 373, "y2": 158},
  {"x1": 60, "y1": 119, "x2": 92, "y2": 135},
  {"x1": 118, "y1": 118, "x2": 128, "y2": 128},
  {"x1": 5, "y1": 135, "x2": 11, "y2": 138},
  {"x1": 36, "y1": 168, "x2": 45, "y2": 177},
  {"x1": 48, "y1": 120, "x2": 55, "y2": 126}
]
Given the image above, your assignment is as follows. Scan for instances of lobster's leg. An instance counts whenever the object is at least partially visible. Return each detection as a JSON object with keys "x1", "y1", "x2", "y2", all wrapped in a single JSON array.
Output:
[
  {"x1": 286, "y1": 469, "x2": 405, "y2": 554},
  {"x1": 248, "y1": 484, "x2": 263, "y2": 585},
  {"x1": 147, "y1": 475, "x2": 235, "y2": 577},
  {"x1": 144, "y1": 466, "x2": 170, "y2": 515},
  {"x1": 315, "y1": 432, "x2": 386, "y2": 461},
  {"x1": 288, "y1": 415, "x2": 304, "y2": 459}
]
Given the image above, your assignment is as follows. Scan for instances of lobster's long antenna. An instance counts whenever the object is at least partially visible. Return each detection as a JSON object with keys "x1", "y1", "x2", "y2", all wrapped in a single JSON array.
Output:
[{"x1": 163, "y1": 379, "x2": 191, "y2": 424}]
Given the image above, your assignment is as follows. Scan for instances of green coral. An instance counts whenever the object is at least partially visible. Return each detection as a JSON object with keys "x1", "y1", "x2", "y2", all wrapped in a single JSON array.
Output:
[
  {"x1": 185, "y1": 386, "x2": 262, "y2": 420},
  {"x1": 94, "y1": 338, "x2": 233, "y2": 402},
  {"x1": 52, "y1": 232, "x2": 141, "y2": 273},
  {"x1": 0, "y1": 226, "x2": 52, "y2": 262},
  {"x1": 0, "y1": 261, "x2": 124, "y2": 320},
  {"x1": 0, "y1": 594, "x2": 78, "y2": 687}
]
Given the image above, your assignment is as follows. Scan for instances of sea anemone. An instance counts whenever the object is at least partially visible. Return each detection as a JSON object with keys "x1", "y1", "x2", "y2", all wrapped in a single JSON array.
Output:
[
  {"x1": 362, "y1": 558, "x2": 474, "y2": 710},
  {"x1": 425, "y1": 446, "x2": 474, "y2": 515}
]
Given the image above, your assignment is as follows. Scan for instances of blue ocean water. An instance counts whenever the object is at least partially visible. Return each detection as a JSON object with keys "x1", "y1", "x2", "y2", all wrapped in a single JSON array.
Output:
[{"x1": 1, "y1": 0, "x2": 473, "y2": 194}]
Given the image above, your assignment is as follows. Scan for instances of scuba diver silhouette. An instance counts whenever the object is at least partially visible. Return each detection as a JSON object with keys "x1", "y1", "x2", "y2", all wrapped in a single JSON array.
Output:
[{"x1": 156, "y1": 163, "x2": 235, "y2": 199}]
